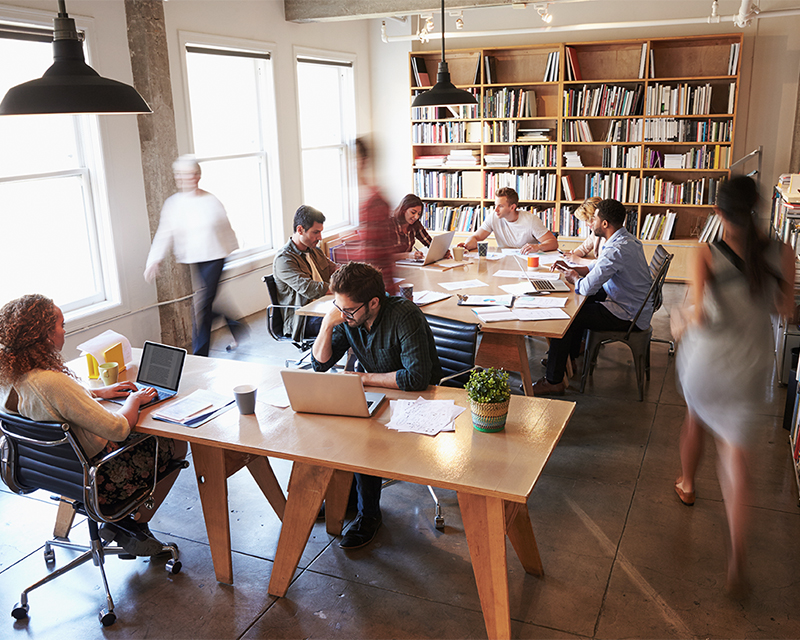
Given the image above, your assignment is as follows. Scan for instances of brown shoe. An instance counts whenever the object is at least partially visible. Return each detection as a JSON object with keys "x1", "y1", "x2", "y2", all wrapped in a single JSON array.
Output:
[
  {"x1": 674, "y1": 479, "x2": 695, "y2": 506},
  {"x1": 531, "y1": 376, "x2": 566, "y2": 397}
]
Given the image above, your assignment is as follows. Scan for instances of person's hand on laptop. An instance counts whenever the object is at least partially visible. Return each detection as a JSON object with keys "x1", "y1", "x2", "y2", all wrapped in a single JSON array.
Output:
[
  {"x1": 550, "y1": 260, "x2": 588, "y2": 285},
  {"x1": 93, "y1": 381, "x2": 138, "y2": 400}
]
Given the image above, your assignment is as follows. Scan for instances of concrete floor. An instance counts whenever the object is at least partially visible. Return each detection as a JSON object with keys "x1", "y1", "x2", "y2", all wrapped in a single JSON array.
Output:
[{"x1": 3, "y1": 282, "x2": 800, "y2": 639}]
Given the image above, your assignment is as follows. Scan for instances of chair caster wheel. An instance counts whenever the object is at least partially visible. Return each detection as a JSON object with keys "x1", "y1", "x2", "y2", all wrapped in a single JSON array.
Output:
[
  {"x1": 434, "y1": 516, "x2": 445, "y2": 530},
  {"x1": 11, "y1": 603, "x2": 29, "y2": 620},
  {"x1": 99, "y1": 609, "x2": 116, "y2": 626},
  {"x1": 166, "y1": 559, "x2": 182, "y2": 575},
  {"x1": 44, "y1": 548, "x2": 55, "y2": 564}
]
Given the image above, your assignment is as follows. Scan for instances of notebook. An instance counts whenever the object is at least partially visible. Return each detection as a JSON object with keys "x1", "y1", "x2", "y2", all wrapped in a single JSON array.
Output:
[
  {"x1": 108, "y1": 341, "x2": 187, "y2": 408},
  {"x1": 396, "y1": 230, "x2": 456, "y2": 267},
  {"x1": 280, "y1": 369, "x2": 386, "y2": 418}
]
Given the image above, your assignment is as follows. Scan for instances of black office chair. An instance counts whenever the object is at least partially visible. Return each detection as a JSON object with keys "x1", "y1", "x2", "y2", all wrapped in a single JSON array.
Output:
[
  {"x1": 579, "y1": 246, "x2": 673, "y2": 401},
  {"x1": 648, "y1": 244, "x2": 676, "y2": 356},
  {"x1": 0, "y1": 411, "x2": 187, "y2": 627},
  {"x1": 263, "y1": 274, "x2": 320, "y2": 368},
  {"x1": 383, "y1": 314, "x2": 480, "y2": 530}
]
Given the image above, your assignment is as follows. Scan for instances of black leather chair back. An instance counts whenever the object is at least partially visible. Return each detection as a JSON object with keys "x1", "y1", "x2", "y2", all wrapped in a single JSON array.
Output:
[
  {"x1": 263, "y1": 274, "x2": 286, "y2": 338},
  {"x1": 425, "y1": 314, "x2": 480, "y2": 388},
  {"x1": 0, "y1": 412, "x2": 84, "y2": 501}
]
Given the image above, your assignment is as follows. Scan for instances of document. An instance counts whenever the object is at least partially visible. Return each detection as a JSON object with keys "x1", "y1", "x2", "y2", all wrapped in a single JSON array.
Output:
[
  {"x1": 500, "y1": 282, "x2": 536, "y2": 296},
  {"x1": 457, "y1": 294, "x2": 514, "y2": 307},
  {"x1": 473, "y1": 306, "x2": 517, "y2": 322},
  {"x1": 386, "y1": 397, "x2": 465, "y2": 436},
  {"x1": 152, "y1": 389, "x2": 235, "y2": 427},
  {"x1": 512, "y1": 308, "x2": 570, "y2": 321},
  {"x1": 261, "y1": 384, "x2": 291, "y2": 408},
  {"x1": 413, "y1": 290, "x2": 451, "y2": 306},
  {"x1": 492, "y1": 270, "x2": 530, "y2": 278},
  {"x1": 514, "y1": 297, "x2": 567, "y2": 308},
  {"x1": 439, "y1": 279, "x2": 489, "y2": 291}
]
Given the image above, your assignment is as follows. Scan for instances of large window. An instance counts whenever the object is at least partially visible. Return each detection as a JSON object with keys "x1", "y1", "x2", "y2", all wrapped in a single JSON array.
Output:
[
  {"x1": 0, "y1": 23, "x2": 116, "y2": 313},
  {"x1": 184, "y1": 40, "x2": 280, "y2": 255},
  {"x1": 296, "y1": 54, "x2": 357, "y2": 229}
]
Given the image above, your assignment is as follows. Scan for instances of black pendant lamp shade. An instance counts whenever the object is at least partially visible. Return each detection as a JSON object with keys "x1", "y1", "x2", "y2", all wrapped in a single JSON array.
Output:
[
  {"x1": 411, "y1": 0, "x2": 478, "y2": 109},
  {"x1": 0, "y1": 1, "x2": 151, "y2": 115}
]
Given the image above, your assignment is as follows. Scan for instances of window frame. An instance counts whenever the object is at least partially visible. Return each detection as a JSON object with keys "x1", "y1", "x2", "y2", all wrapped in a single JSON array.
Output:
[
  {"x1": 178, "y1": 31, "x2": 283, "y2": 262},
  {"x1": 0, "y1": 5, "x2": 121, "y2": 319},
  {"x1": 294, "y1": 46, "x2": 358, "y2": 232}
]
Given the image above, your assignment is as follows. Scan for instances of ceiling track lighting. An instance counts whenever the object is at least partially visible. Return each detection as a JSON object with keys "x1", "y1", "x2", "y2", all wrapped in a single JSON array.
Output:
[
  {"x1": 0, "y1": 0, "x2": 151, "y2": 115},
  {"x1": 535, "y1": 3, "x2": 553, "y2": 24},
  {"x1": 411, "y1": 0, "x2": 478, "y2": 109},
  {"x1": 449, "y1": 10, "x2": 465, "y2": 30}
]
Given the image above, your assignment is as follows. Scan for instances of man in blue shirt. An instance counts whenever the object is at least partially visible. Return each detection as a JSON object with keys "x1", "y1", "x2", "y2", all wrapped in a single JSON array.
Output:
[
  {"x1": 312, "y1": 261, "x2": 442, "y2": 549},
  {"x1": 533, "y1": 198, "x2": 653, "y2": 396}
]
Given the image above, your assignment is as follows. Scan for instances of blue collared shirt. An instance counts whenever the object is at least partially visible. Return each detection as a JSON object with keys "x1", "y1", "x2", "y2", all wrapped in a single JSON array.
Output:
[{"x1": 575, "y1": 227, "x2": 653, "y2": 329}]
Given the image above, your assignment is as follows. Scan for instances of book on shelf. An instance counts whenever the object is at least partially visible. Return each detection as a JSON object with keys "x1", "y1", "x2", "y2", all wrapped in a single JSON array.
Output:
[
  {"x1": 561, "y1": 175, "x2": 576, "y2": 201},
  {"x1": 415, "y1": 155, "x2": 448, "y2": 168},
  {"x1": 444, "y1": 149, "x2": 479, "y2": 167},
  {"x1": 411, "y1": 57, "x2": 430, "y2": 87},
  {"x1": 563, "y1": 151, "x2": 583, "y2": 167},
  {"x1": 484, "y1": 55, "x2": 497, "y2": 84},
  {"x1": 638, "y1": 42, "x2": 647, "y2": 79},
  {"x1": 728, "y1": 42, "x2": 740, "y2": 75},
  {"x1": 728, "y1": 83, "x2": 736, "y2": 114},
  {"x1": 517, "y1": 127, "x2": 551, "y2": 142},
  {"x1": 567, "y1": 46, "x2": 582, "y2": 81},
  {"x1": 649, "y1": 49, "x2": 655, "y2": 78},
  {"x1": 664, "y1": 154, "x2": 684, "y2": 169},
  {"x1": 544, "y1": 51, "x2": 560, "y2": 82},
  {"x1": 462, "y1": 171, "x2": 482, "y2": 199},
  {"x1": 473, "y1": 55, "x2": 482, "y2": 84},
  {"x1": 484, "y1": 153, "x2": 510, "y2": 167}
]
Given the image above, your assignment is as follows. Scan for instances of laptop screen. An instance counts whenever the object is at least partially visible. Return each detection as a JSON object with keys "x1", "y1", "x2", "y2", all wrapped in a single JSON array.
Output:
[{"x1": 137, "y1": 342, "x2": 186, "y2": 391}]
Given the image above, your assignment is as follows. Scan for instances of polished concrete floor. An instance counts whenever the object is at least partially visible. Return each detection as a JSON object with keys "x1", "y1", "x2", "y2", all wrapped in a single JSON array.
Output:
[{"x1": 3, "y1": 283, "x2": 800, "y2": 639}]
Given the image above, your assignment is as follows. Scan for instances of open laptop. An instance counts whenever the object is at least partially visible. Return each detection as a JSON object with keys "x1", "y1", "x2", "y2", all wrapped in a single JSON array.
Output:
[
  {"x1": 108, "y1": 341, "x2": 187, "y2": 408},
  {"x1": 396, "y1": 230, "x2": 455, "y2": 267},
  {"x1": 280, "y1": 369, "x2": 386, "y2": 418},
  {"x1": 513, "y1": 254, "x2": 570, "y2": 292}
]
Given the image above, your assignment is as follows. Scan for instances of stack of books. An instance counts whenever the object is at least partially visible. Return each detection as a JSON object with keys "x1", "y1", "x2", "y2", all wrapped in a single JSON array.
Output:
[
  {"x1": 564, "y1": 151, "x2": 584, "y2": 167},
  {"x1": 445, "y1": 149, "x2": 479, "y2": 167},
  {"x1": 484, "y1": 153, "x2": 510, "y2": 168},
  {"x1": 517, "y1": 128, "x2": 551, "y2": 142},
  {"x1": 414, "y1": 155, "x2": 447, "y2": 168},
  {"x1": 663, "y1": 154, "x2": 684, "y2": 169}
]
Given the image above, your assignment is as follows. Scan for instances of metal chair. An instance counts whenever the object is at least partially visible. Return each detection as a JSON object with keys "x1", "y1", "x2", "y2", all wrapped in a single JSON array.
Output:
[
  {"x1": 648, "y1": 244, "x2": 676, "y2": 356},
  {"x1": 384, "y1": 314, "x2": 480, "y2": 530},
  {"x1": 262, "y1": 274, "x2": 319, "y2": 368},
  {"x1": 0, "y1": 411, "x2": 187, "y2": 626},
  {"x1": 579, "y1": 246, "x2": 673, "y2": 401}
]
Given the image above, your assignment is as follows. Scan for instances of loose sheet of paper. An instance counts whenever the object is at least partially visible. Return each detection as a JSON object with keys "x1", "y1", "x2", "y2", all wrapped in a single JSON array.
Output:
[
  {"x1": 457, "y1": 294, "x2": 514, "y2": 307},
  {"x1": 514, "y1": 297, "x2": 567, "y2": 308},
  {"x1": 152, "y1": 389, "x2": 229, "y2": 422},
  {"x1": 512, "y1": 308, "x2": 570, "y2": 321},
  {"x1": 261, "y1": 384, "x2": 291, "y2": 408},
  {"x1": 500, "y1": 282, "x2": 536, "y2": 296},
  {"x1": 439, "y1": 279, "x2": 488, "y2": 291},
  {"x1": 386, "y1": 397, "x2": 465, "y2": 436},
  {"x1": 492, "y1": 270, "x2": 530, "y2": 279},
  {"x1": 314, "y1": 299, "x2": 336, "y2": 315},
  {"x1": 474, "y1": 306, "x2": 518, "y2": 322},
  {"x1": 413, "y1": 290, "x2": 451, "y2": 306}
]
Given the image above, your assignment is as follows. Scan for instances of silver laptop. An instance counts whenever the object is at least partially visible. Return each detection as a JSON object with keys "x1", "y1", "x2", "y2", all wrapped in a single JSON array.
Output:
[
  {"x1": 513, "y1": 254, "x2": 571, "y2": 292},
  {"x1": 280, "y1": 369, "x2": 386, "y2": 418},
  {"x1": 108, "y1": 341, "x2": 187, "y2": 408},
  {"x1": 396, "y1": 230, "x2": 455, "y2": 266}
]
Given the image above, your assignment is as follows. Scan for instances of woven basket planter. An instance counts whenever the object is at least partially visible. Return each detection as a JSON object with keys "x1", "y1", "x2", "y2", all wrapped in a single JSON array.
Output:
[{"x1": 469, "y1": 398, "x2": 509, "y2": 433}]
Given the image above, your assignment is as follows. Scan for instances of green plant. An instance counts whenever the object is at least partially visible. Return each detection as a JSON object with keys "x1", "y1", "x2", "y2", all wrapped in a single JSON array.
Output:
[{"x1": 464, "y1": 368, "x2": 510, "y2": 404}]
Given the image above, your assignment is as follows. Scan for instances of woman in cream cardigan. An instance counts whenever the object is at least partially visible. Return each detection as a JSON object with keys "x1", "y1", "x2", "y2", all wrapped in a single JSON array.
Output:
[{"x1": 0, "y1": 294, "x2": 186, "y2": 556}]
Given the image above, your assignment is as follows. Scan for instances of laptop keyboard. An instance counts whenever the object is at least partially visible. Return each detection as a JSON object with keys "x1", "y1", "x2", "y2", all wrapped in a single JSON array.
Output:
[{"x1": 532, "y1": 280, "x2": 557, "y2": 291}]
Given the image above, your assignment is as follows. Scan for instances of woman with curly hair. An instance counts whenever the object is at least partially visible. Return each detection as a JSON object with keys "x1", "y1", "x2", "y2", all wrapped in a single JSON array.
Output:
[
  {"x1": 0, "y1": 294, "x2": 186, "y2": 556},
  {"x1": 391, "y1": 194, "x2": 432, "y2": 260},
  {"x1": 563, "y1": 196, "x2": 604, "y2": 262}
]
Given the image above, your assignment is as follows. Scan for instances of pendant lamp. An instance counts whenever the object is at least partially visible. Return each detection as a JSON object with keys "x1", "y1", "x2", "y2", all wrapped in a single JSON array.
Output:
[
  {"x1": 411, "y1": 0, "x2": 478, "y2": 108},
  {"x1": 0, "y1": 0, "x2": 151, "y2": 115}
]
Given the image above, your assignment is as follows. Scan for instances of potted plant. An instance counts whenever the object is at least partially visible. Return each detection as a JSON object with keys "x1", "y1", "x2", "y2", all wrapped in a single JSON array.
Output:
[{"x1": 464, "y1": 368, "x2": 511, "y2": 433}]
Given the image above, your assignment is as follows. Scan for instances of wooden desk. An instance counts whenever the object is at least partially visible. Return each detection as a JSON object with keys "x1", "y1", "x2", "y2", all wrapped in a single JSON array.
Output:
[
  {"x1": 299, "y1": 254, "x2": 585, "y2": 394},
  {"x1": 75, "y1": 352, "x2": 574, "y2": 640}
]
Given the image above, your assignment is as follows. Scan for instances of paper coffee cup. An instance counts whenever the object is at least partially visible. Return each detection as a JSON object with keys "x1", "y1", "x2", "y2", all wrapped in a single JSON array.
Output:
[
  {"x1": 527, "y1": 255, "x2": 540, "y2": 268},
  {"x1": 477, "y1": 242, "x2": 488, "y2": 257},
  {"x1": 399, "y1": 283, "x2": 414, "y2": 301},
  {"x1": 234, "y1": 384, "x2": 257, "y2": 414}
]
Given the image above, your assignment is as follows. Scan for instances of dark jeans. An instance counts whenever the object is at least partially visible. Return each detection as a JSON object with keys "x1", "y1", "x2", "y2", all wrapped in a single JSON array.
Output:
[
  {"x1": 545, "y1": 300, "x2": 638, "y2": 383},
  {"x1": 191, "y1": 259, "x2": 243, "y2": 357},
  {"x1": 354, "y1": 473, "x2": 382, "y2": 519}
]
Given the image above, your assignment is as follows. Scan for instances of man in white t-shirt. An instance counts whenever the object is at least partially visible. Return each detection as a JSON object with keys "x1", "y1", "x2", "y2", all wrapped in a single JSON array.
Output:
[{"x1": 458, "y1": 187, "x2": 558, "y2": 254}]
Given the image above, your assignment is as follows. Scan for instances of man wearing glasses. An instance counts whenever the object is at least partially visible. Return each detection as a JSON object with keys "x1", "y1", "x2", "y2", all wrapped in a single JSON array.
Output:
[{"x1": 311, "y1": 261, "x2": 442, "y2": 550}]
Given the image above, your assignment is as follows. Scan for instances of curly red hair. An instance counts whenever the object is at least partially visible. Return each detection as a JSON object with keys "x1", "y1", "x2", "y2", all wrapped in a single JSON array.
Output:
[{"x1": 0, "y1": 294, "x2": 70, "y2": 385}]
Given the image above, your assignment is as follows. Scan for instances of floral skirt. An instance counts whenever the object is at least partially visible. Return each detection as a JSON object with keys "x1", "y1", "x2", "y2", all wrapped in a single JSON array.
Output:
[{"x1": 92, "y1": 435, "x2": 175, "y2": 506}]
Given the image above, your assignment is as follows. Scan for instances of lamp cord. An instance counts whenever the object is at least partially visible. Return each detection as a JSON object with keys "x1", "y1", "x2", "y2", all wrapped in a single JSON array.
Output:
[{"x1": 440, "y1": 0, "x2": 446, "y2": 64}]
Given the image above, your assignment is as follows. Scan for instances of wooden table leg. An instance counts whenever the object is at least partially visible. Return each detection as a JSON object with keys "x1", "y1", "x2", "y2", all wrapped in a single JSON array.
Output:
[
  {"x1": 504, "y1": 501, "x2": 543, "y2": 576},
  {"x1": 53, "y1": 498, "x2": 76, "y2": 538},
  {"x1": 458, "y1": 492, "x2": 511, "y2": 640},
  {"x1": 191, "y1": 443, "x2": 233, "y2": 585},
  {"x1": 325, "y1": 470, "x2": 353, "y2": 536},
  {"x1": 475, "y1": 333, "x2": 533, "y2": 396},
  {"x1": 246, "y1": 455, "x2": 287, "y2": 521},
  {"x1": 268, "y1": 461, "x2": 334, "y2": 597}
]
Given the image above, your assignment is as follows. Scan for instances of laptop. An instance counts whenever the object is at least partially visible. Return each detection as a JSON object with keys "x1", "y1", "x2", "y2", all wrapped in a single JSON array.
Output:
[
  {"x1": 108, "y1": 341, "x2": 187, "y2": 408},
  {"x1": 280, "y1": 369, "x2": 386, "y2": 418},
  {"x1": 396, "y1": 230, "x2": 456, "y2": 267},
  {"x1": 513, "y1": 255, "x2": 571, "y2": 292}
]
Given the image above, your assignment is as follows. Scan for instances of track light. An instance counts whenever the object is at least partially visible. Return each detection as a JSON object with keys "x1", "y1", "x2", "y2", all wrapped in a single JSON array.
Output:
[
  {"x1": 450, "y1": 10, "x2": 465, "y2": 30},
  {"x1": 535, "y1": 3, "x2": 553, "y2": 24}
]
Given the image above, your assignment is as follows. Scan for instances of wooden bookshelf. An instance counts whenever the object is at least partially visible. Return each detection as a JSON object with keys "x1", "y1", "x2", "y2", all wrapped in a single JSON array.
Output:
[{"x1": 409, "y1": 34, "x2": 742, "y2": 280}]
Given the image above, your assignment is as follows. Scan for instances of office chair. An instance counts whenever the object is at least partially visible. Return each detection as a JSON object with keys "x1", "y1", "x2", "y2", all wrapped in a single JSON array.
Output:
[
  {"x1": 579, "y1": 246, "x2": 673, "y2": 401},
  {"x1": 381, "y1": 314, "x2": 481, "y2": 530},
  {"x1": 263, "y1": 274, "x2": 319, "y2": 368},
  {"x1": 0, "y1": 411, "x2": 187, "y2": 627},
  {"x1": 648, "y1": 244, "x2": 676, "y2": 355}
]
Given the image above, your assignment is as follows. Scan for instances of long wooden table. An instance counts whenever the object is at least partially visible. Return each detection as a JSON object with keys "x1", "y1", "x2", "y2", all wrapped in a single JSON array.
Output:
[
  {"x1": 299, "y1": 253, "x2": 586, "y2": 394},
  {"x1": 75, "y1": 352, "x2": 574, "y2": 639}
]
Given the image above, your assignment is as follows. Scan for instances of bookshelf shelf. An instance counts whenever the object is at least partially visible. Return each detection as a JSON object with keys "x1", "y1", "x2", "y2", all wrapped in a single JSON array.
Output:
[{"x1": 409, "y1": 33, "x2": 742, "y2": 280}]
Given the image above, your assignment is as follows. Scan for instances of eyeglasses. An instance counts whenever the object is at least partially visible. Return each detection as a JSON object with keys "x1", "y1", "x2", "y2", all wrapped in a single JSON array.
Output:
[{"x1": 333, "y1": 301, "x2": 365, "y2": 320}]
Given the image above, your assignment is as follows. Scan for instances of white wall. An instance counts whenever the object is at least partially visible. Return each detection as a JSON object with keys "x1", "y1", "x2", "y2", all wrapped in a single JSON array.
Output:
[{"x1": 368, "y1": 0, "x2": 800, "y2": 223}]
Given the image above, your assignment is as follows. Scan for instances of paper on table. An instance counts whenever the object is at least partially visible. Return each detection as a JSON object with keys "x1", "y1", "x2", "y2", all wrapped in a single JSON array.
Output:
[
  {"x1": 386, "y1": 397, "x2": 464, "y2": 436},
  {"x1": 500, "y1": 282, "x2": 535, "y2": 296},
  {"x1": 439, "y1": 279, "x2": 488, "y2": 291},
  {"x1": 474, "y1": 306, "x2": 518, "y2": 322},
  {"x1": 500, "y1": 248, "x2": 523, "y2": 255},
  {"x1": 514, "y1": 297, "x2": 567, "y2": 308},
  {"x1": 492, "y1": 270, "x2": 529, "y2": 278},
  {"x1": 262, "y1": 384, "x2": 291, "y2": 408},
  {"x1": 512, "y1": 308, "x2": 570, "y2": 321},
  {"x1": 76, "y1": 330, "x2": 132, "y2": 372},
  {"x1": 152, "y1": 389, "x2": 218, "y2": 422},
  {"x1": 412, "y1": 290, "x2": 450, "y2": 306},
  {"x1": 315, "y1": 300, "x2": 336, "y2": 314},
  {"x1": 537, "y1": 252, "x2": 565, "y2": 266},
  {"x1": 457, "y1": 294, "x2": 514, "y2": 307}
]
